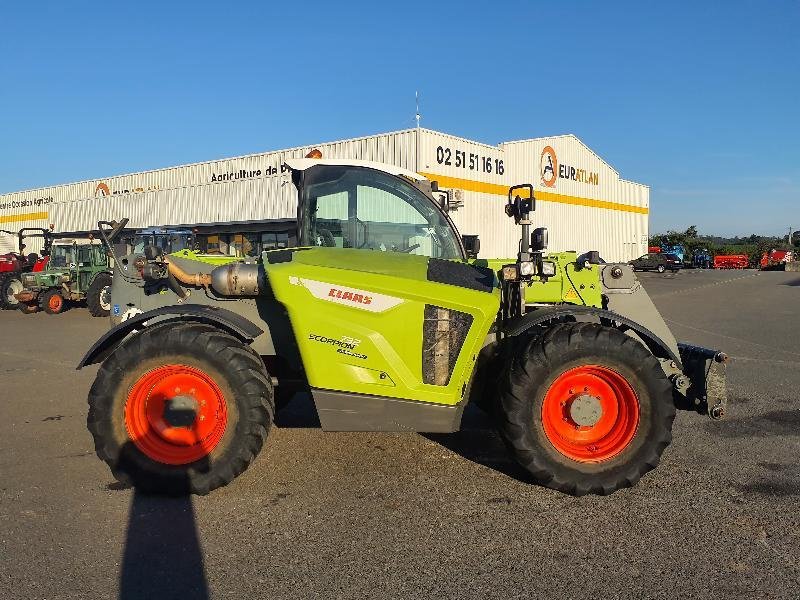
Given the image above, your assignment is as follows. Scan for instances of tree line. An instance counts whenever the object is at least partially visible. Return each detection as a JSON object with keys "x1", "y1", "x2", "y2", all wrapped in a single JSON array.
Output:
[{"x1": 649, "y1": 226, "x2": 798, "y2": 268}]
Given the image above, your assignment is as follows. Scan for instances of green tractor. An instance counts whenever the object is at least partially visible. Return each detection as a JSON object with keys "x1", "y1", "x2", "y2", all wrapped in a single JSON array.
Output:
[
  {"x1": 17, "y1": 237, "x2": 113, "y2": 316},
  {"x1": 79, "y1": 158, "x2": 727, "y2": 496}
]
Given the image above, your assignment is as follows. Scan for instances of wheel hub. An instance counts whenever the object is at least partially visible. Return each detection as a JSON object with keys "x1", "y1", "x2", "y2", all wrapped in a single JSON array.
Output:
[
  {"x1": 569, "y1": 394, "x2": 603, "y2": 427},
  {"x1": 163, "y1": 395, "x2": 199, "y2": 428},
  {"x1": 99, "y1": 286, "x2": 111, "y2": 311},
  {"x1": 124, "y1": 364, "x2": 228, "y2": 465},
  {"x1": 541, "y1": 365, "x2": 640, "y2": 463}
]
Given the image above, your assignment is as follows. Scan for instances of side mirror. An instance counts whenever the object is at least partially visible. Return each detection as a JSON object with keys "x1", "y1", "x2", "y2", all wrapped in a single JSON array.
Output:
[
  {"x1": 462, "y1": 234, "x2": 480, "y2": 259},
  {"x1": 430, "y1": 181, "x2": 439, "y2": 192},
  {"x1": 531, "y1": 227, "x2": 548, "y2": 252}
]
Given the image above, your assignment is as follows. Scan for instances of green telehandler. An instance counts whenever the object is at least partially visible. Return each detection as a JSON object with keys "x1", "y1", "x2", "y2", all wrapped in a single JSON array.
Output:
[{"x1": 79, "y1": 157, "x2": 727, "y2": 496}]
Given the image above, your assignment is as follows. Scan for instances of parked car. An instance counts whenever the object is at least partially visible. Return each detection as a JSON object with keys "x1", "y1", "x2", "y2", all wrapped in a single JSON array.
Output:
[{"x1": 629, "y1": 252, "x2": 683, "y2": 273}]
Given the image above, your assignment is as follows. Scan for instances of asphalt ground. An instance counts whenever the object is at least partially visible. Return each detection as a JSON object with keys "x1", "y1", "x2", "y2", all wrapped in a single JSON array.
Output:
[{"x1": 1, "y1": 269, "x2": 798, "y2": 599}]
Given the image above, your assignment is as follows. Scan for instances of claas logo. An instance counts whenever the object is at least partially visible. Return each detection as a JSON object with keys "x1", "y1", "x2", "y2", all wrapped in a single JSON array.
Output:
[{"x1": 328, "y1": 288, "x2": 372, "y2": 305}]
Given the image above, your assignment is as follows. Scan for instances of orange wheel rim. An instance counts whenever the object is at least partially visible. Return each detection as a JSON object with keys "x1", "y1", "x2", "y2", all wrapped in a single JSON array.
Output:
[
  {"x1": 49, "y1": 294, "x2": 62, "y2": 311},
  {"x1": 124, "y1": 364, "x2": 228, "y2": 465},
  {"x1": 541, "y1": 365, "x2": 639, "y2": 463}
]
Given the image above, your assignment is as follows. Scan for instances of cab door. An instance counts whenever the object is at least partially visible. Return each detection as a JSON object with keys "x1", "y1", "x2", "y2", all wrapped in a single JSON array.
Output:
[
  {"x1": 74, "y1": 245, "x2": 93, "y2": 292},
  {"x1": 298, "y1": 165, "x2": 464, "y2": 260}
]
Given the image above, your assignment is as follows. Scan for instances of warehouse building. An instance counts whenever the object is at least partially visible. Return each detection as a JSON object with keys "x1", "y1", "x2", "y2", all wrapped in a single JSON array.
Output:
[{"x1": 0, "y1": 128, "x2": 649, "y2": 261}]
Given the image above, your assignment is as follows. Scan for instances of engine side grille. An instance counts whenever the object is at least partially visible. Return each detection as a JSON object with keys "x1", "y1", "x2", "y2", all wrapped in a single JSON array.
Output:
[{"x1": 422, "y1": 304, "x2": 473, "y2": 386}]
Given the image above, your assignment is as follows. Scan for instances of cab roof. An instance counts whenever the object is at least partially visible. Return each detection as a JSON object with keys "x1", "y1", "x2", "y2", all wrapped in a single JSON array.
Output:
[
  {"x1": 53, "y1": 238, "x2": 102, "y2": 246},
  {"x1": 284, "y1": 158, "x2": 426, "y2": 182}
]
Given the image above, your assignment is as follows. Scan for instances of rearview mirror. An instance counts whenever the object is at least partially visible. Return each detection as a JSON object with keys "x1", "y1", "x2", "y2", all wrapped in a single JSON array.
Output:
[
  {"x1": 531, "y1": 227, "x2": 548, "y2": 252},
  {"x1": 462, "y1": 234, "x2": 480, "y2": 259}
]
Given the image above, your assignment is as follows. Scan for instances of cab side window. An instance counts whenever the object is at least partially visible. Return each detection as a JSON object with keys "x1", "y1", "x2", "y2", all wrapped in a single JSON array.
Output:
[
  {"x1": 302, "y1": 166, "x2": 461, "y2": 259},
  {"x1": 76, "y1": 246, "x2": 92, "y2": 265}
]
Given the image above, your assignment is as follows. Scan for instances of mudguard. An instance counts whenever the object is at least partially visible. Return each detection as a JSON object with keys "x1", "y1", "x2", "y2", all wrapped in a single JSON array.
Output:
[
  {"x1": 504, "y1": 305, "x2": 682, "y2": 366},
  {"x1": 76, "y1": 304, "x2": 264, "y2": 369},
  {"x1": 504, "y1": 306, "x2": 729, "y2": 419}
]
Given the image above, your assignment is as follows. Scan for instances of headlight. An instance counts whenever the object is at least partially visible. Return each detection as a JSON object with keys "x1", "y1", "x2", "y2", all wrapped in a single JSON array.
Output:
[
  {"x1": 502, "y1": 265, "x2": 519, "y2": 281},
  {"x1": 519, "y1": 261, "x2": 535, "y2": 277},
  {"x1": 541, "y1": 261, "x2": 556, "y2": 276}
]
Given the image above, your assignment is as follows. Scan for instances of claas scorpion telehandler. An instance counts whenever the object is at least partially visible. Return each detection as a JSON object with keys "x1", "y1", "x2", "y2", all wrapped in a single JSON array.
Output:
[{"x1": 79, "y1": 156, "x2": 727, "y2": 496}]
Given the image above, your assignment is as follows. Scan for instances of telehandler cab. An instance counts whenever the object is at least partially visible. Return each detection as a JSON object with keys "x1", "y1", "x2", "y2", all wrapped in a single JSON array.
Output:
[{"x1": 79, "y1": 156, "x2": 727, "y2": 496}]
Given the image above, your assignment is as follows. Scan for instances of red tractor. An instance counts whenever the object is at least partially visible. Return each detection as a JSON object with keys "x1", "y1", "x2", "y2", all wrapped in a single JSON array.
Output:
[
  {"x1": 760, "y1": 249, "x2": 794, "y2": 271},
  {"x1": 0, "y1": 228, "x2": 52, "y2": 310}
]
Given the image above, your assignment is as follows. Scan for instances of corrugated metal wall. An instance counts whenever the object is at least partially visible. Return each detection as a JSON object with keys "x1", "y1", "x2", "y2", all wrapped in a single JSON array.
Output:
[
  {"x1": 0, "y1": 128, "x2": 648, "y2": 262},
  {"x1": 499, "y1": 136, "x2": 648, "y2": 261},
  {"x1": 417, "y1": 131, "x2": 648, "y2": 261}
]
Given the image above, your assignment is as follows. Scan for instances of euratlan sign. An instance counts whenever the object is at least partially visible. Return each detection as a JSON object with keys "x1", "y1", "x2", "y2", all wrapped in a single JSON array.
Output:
[{"x1": 540, "y1": 146, "x2": 599, "y2": 188}]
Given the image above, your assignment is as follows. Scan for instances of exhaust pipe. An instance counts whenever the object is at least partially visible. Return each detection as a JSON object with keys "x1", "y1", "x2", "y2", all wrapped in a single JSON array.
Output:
[
  {"x1": 209, "y1": 262, "x2": 264, "y2": 296},
  {"x1": 155, "y1": 259, "x2": 263, "y2": 297}
]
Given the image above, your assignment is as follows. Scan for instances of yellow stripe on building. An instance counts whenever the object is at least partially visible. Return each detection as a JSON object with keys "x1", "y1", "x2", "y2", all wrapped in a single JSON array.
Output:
[
  {"x1": 418, "y1": 172, "x2": 648, "y2": 215},
  {"x1": 0, "y1": 211, "x2": 49, "y2": 224}
]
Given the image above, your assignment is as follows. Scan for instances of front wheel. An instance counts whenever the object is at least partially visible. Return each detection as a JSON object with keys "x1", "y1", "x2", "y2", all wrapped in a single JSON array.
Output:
[
  {"x1": 496, "y1": 323, "x2": 675, "y2": 496},
  {"x1": 87, "y1": 322, "x2": 274, "y2": 495},
  {"x1": 41, "y1": 289, "x2": 66, "y2": 314},
  {"x1": 657, "y1": 264, "x2": 666, "y2": 273}
]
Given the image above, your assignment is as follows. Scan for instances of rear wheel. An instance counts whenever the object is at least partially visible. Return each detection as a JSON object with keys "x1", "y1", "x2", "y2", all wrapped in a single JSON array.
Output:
[
  {"x1": 496, "y1": 323, "x2": 675, "y2": 496},
  {"x1": 1, "y1": 275, "x2": 23, "y2": 310},
  {"x1": 87, "y1": 272, "x2": 112, "y2": 317},
  {"x1": 87, "y1": 323, "x2": 274, "y2": 495},
  {"x1": 41, "y1": 289, "x2": 66, "y2": 314}
]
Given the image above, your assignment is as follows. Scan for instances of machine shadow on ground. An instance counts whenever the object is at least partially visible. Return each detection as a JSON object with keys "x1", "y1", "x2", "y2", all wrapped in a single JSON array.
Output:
[
  {"x1": 273, "y1": 392, "x2": 321, "y2": 428},
  {"x1": 117, "y1": 443, "x2": 210, "y2": 600},
  {"x1": 783, "y1": 276, "x2": 800, "y2": 287},
  {"x1": 274, "y1": 392, "x2": 530, "y2": 481},
  {"x1": 423, "y1": 404, "x2": 534, "y2": 483}
]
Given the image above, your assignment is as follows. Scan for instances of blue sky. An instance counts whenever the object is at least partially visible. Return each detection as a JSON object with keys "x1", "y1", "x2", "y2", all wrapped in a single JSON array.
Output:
[{"x1": 0, "y1": 1, "x2": 797, "y2": 236}]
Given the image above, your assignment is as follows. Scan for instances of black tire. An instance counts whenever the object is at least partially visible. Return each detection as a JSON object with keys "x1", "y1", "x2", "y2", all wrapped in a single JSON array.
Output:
[
  {"x1": 87, "y1": 322, "x2": 274, "y2": 495},
  {"x1": 87, "y1": 272, "x2": 112, "y2": 317},
  {"x1": 0, "y1": 275, "x2": 23, "y2": 310},
  {"x1": 657, "y1": 264, "x2": 666, "y2": 273},
  {"x1": 470, "y1": 343, "x2": 503, "y2": 414},
  {"x1": 40, "y1": 288, "x2": 66, "y2": 314},
  {"x1": 496, "y1": 323, "x2": 675, "y2": 496}
]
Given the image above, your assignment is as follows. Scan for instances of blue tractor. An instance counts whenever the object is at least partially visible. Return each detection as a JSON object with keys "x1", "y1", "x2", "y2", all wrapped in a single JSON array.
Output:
[{"x1": 691, "y1": 248, "x2": 712, "y2": 269}]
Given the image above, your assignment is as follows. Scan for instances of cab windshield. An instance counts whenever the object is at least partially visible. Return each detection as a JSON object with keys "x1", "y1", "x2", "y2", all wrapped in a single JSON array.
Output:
[
  {"x1": 298, "y1": 165, "x2": 462, "y2": 260},
  {"x1": 50, "y1": 244, "x2": 74, "y2": 268}
]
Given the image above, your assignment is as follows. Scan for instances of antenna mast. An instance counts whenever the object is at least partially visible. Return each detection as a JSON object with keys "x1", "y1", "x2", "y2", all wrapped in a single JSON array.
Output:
[{"x1": 415, "y1": 91, "x2": 421, "y2": 171}]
